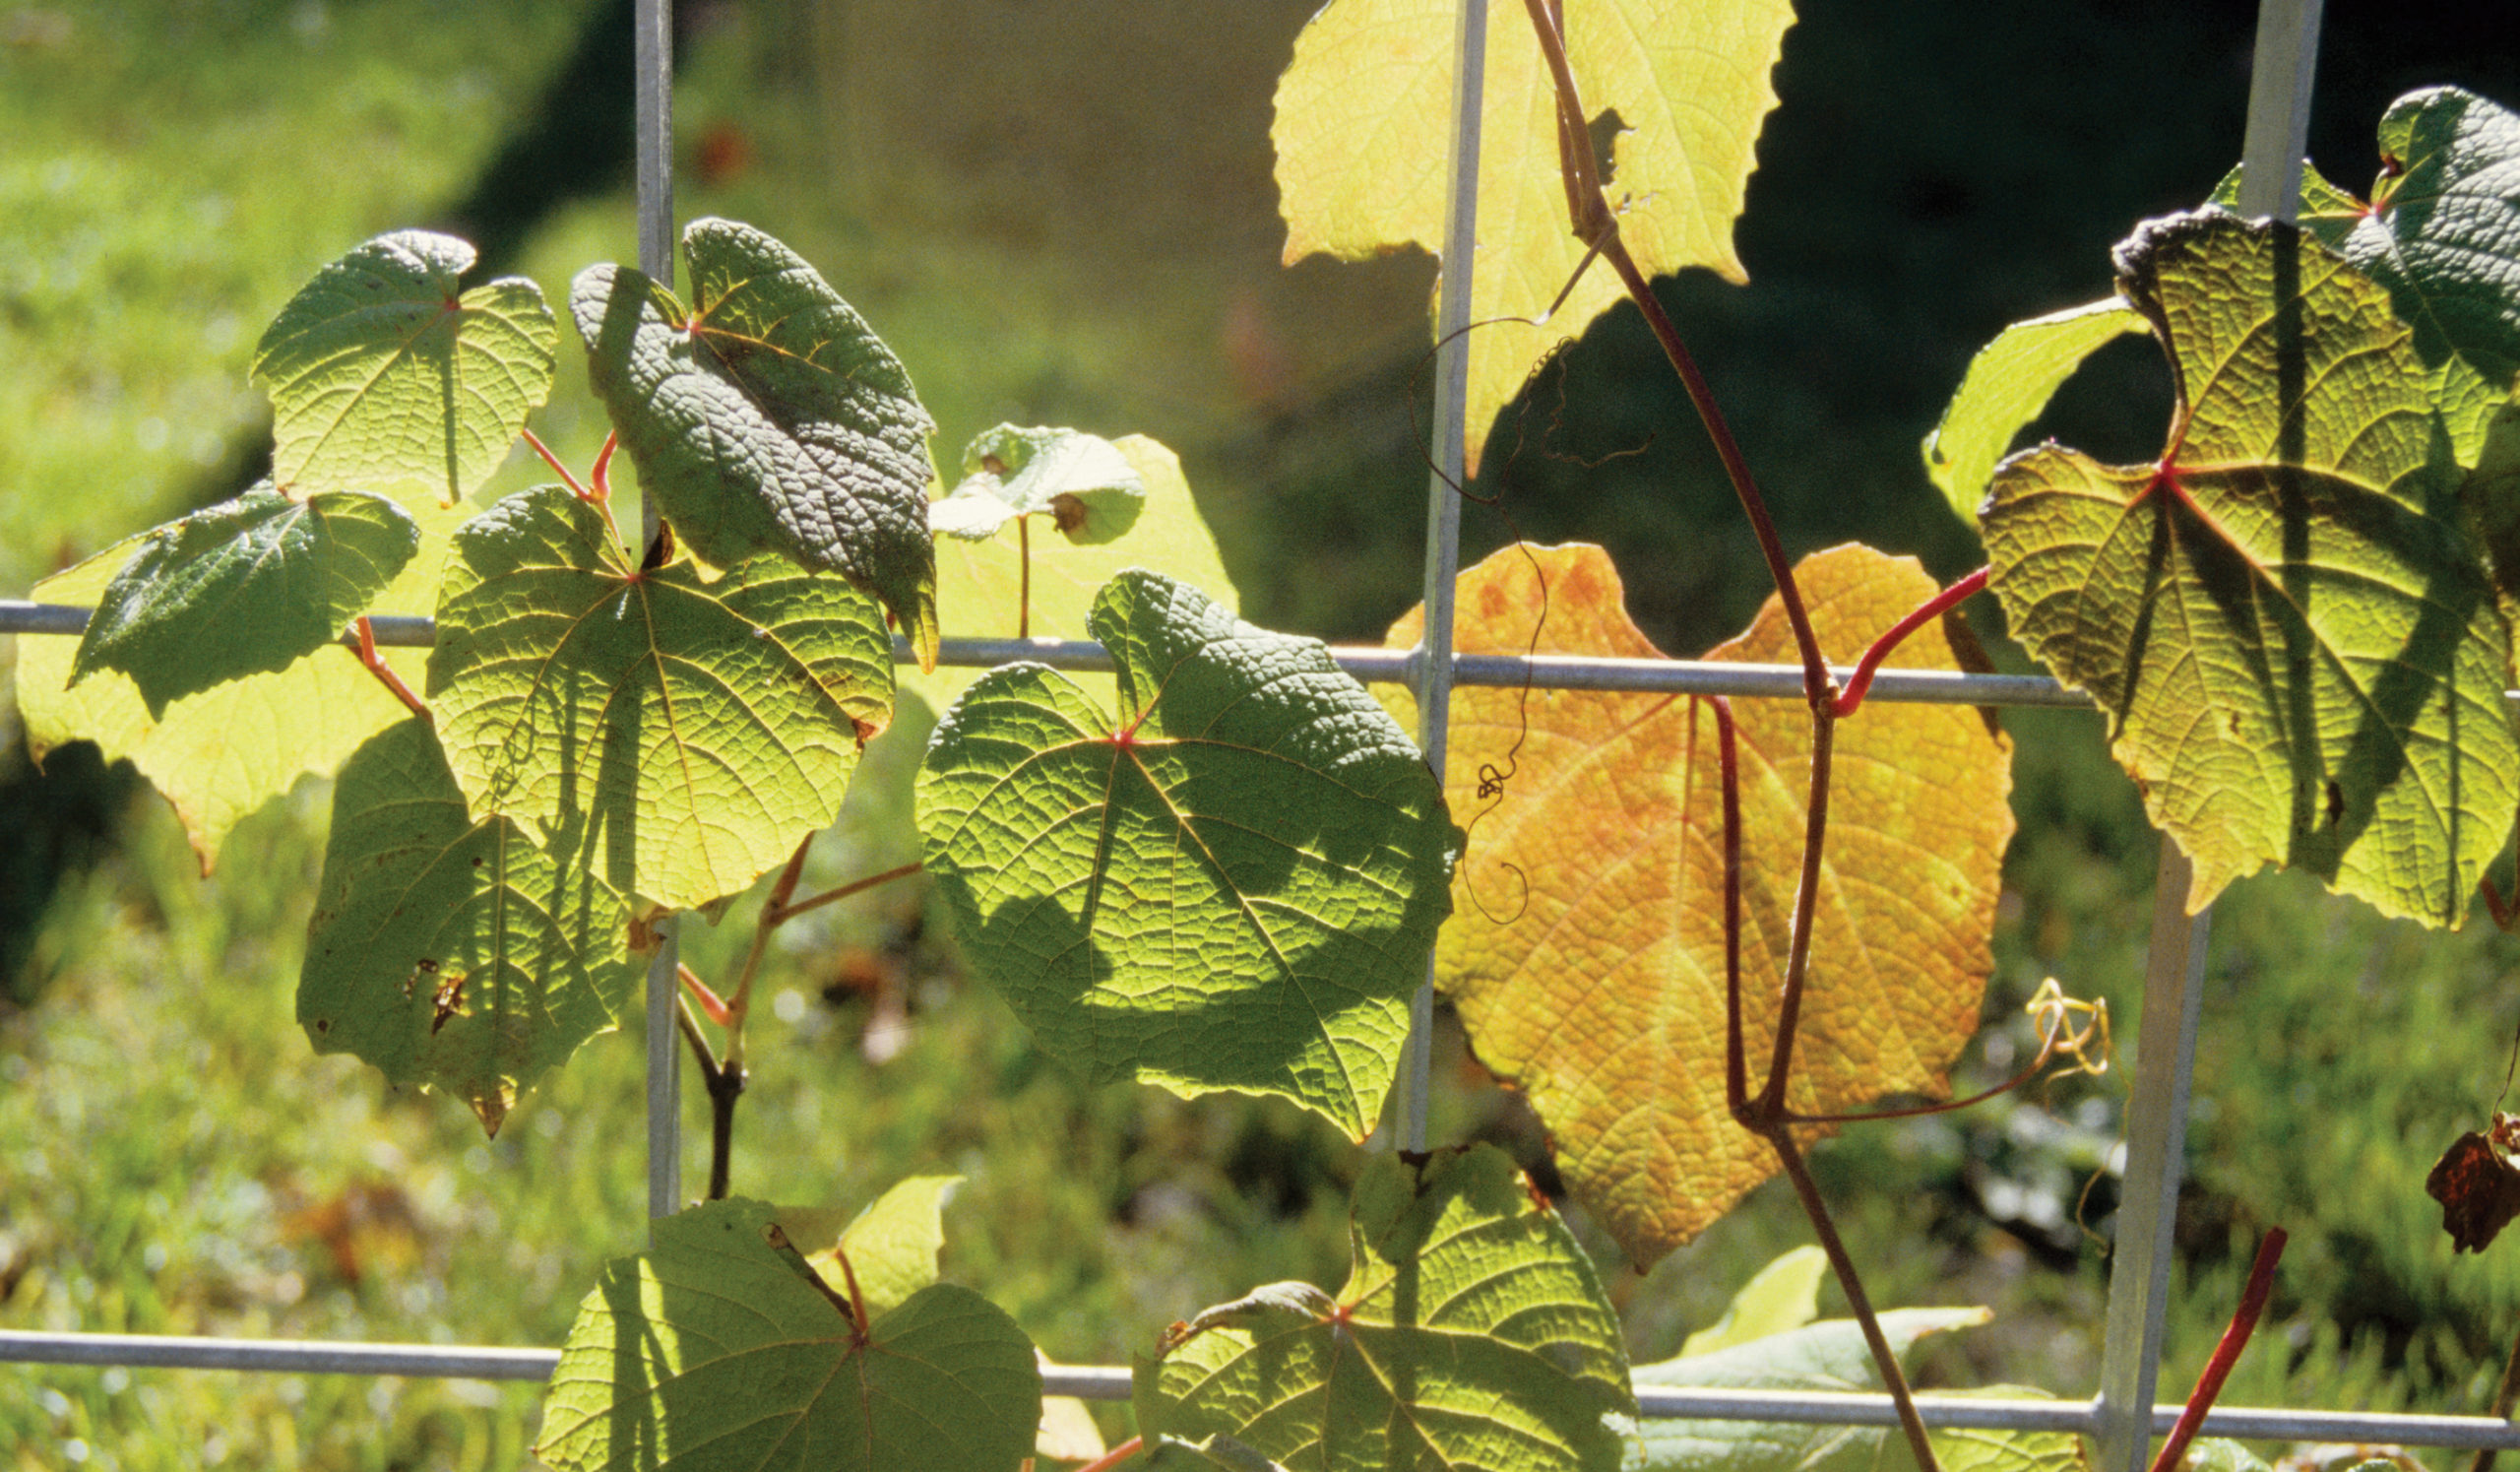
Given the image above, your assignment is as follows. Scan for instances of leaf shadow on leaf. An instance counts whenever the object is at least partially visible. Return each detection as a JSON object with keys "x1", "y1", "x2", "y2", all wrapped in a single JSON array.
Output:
[{"x1": 597, "y1": 1262, "x2": 669, "y2": 1467}]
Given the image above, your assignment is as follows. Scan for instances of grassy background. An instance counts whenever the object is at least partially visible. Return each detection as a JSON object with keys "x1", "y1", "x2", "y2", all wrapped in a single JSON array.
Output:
[{"x1": 9, "y1": 0, "x2": 2520, "y2": 1466}]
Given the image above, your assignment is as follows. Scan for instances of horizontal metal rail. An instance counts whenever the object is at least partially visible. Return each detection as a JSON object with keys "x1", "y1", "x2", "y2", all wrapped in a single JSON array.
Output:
[
  {"x1": 2, "y1": 1329, "x2": 2514, "y2": 1450},
  {"x1": 0, "y1": 600, "x2": 2095, "y2": 709}
]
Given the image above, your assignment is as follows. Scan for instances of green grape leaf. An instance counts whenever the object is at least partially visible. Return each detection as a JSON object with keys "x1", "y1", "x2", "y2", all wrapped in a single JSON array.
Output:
[
  {"x1": 2343, "y1": 87, "x2": 2520, "y2": 460},
  {"x1": 1922, "y1": 299, "x2": 2145, "y2": 529},
  {"x1": 428, "y1": 484, "x2": 895, "y2": 912},
  {"x1": 537, "y1": 1197, "x2": 1041, "y2": 1472},
  {"x1": 917, "y1": 571, "x2": 1459, "y2": 1137},
  {"x1": 911, "y1": 433, "x2": 1239, "y2": 717},
  {"x1": 929, "y1": 424, "x2": 1146, "y2": 544},
  {"x1": 785, "y1": 1174, "x2": 963, "y2": 1323},
  {"x1": 2461, "y1": 385, "x2": 2520, "y2": 643},
  {"x1": 298, "y1": 719, "x2": 636, "y2": 1137},
  {"x1": 1893, "y1": 1396, "x2": 2086, "y2": 1472},
  {"x1": 573, "y1": 217, "x2": 941, "y2": 669},
  {"x1": 1679, "y1": 1248, "x2": 1827, "y2": 1358},
  {"x1": 18, "y1": 502, "x2": 457, "y2": 870},
  {"x1": 1142, "y1": 1437, "x2": 1299, "y2": 1472},
  {"x1": 253, "y1": 230, "x2": 556, "y2": 510},
  {"x1": 2205, "y1": 160, "x2": 2367, "y2": 248},
  {"x1": 1274, "y1": 0, "x2": 1794, "y2": 473},
  {"x1": 2178, "y1": 1442, "x2": 2274, "y2": 1472},
  {"x1": 69, "y1": 486, "x2": 420, "y2": 718},
  {"x1": 1623, "y1": 1307, "x2": 1990, "y2": 1472},
  {"x1": 1982, "y1": 210, "x2": 2517, "y2": 925},
  {"x1": 1136, "y1": 1145, "x2": 1632, "y2": 1472}
]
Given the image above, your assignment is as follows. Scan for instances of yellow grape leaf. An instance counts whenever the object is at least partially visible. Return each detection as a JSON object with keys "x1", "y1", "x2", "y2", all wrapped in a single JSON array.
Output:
[
  {"x1": 1386, "y1": 544, "x2": 2012, "y2": 1265},
  {"x1": 907, "y1": 434, "x2": 1238, "y2": 715},
  {"x1": 20, "y1": 501, "x2": 459, "y2": 872},
  {"x1": 1274, "y1": 0, "x2": 1794, "y2": 473}
]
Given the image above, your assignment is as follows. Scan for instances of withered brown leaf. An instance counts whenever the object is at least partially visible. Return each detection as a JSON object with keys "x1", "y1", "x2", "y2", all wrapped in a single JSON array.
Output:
[{"x1": 2426, "y1": 1113, "x2": 2520, "y2": 1253}]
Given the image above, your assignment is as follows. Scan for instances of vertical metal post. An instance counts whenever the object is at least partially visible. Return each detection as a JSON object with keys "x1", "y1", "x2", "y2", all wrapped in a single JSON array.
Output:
[
  {"x1": 636, "y1": 0, "x2": 680, "y2": 1228},
  {"x1": 2095, "y1": 3, "x2": 2318, "y2": 1463},
  {"x1": 1397, "y1": 0, "x2": 1489, "y2": 1153}
]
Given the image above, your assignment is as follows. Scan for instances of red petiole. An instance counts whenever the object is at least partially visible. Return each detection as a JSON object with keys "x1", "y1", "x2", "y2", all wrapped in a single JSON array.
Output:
[
  {"x1": 351, "y1": 615, "x2": 429, "y2": 723},
  {"x1": 2148, "y1": 1229, "x2": 2288, "y2": 1472},
  {"x1": 1832, "y1": 566, "x2": 1988, "y2": 719}
]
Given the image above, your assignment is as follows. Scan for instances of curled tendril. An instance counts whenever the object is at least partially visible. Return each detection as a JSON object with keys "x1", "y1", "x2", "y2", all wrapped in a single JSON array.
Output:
[{"x1": 2024, "y1": 977, "x2": 2110, "y2": 1082}]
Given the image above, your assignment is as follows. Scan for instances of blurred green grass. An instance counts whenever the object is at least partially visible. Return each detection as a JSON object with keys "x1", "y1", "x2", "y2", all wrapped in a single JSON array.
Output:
[{"x1": 13, "y1": 0, "x2": 2520, "y2": 1467}]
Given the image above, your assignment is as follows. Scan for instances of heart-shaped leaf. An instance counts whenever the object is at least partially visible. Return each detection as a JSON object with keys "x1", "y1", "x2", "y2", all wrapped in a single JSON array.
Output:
[
  {"x1": 537, "y1": 1197, "x2": 1040, "y2": 1472},
  {"x1": 299, "y1": 719, "x2": 637, "y2": 1136},
  {"x1": 253, "y1": 230, "x2": 556, "y2": 509},
  {"x1": 1134, "y1": 1144, "x2": 1632, "y2": 1472},
  {"x1": 1922, "y1": 299, "x2": 2145, "y2": 530},
  {"x1": 918, "y1": 570, "x2": 1459, "y2": 1137},
  {"x1": 573, "y1": 218, "x2": 940, "y2": 668},
  {"x1": 1274, "y1": 0, "x2": 1795, "y2": 472},
  {"x1": 70, "y1": 485, "x2": 420, "y2": 718},
  {"x1": 1383, "y1": 543, "x2": 2013, "y2": 1264},
  {"x1": 2342, "y1": 87, "x2": 2520, "y2": 460},
  {"x1": 428, "y1": 484, "x2": 895, "y2": 911},
  {"x1": 929, "y1": 424, "x2": 1146, "y2": 544},
  {"x1": 1982, "y1": 210, "x2": 2518, "y2": 925}
]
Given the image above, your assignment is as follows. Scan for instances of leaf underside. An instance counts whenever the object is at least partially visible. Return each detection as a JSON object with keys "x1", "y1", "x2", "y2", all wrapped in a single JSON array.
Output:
[
  {"x1": 1922, "y1": 299, "x2": 2146, "y2": 530},
  {"x1": 1135, "y1": 1145, "x2": 1633, "y2": 1472},
  {"x1": 1384, "y1": 543, "x2": 2013, "y2": 1264},
  {"x1": 930, "y1": 423, "x2": 1147, "y2": 544},
  {"x1": 574, "y1": 217, "x2": 940, "y2": 668},
  {"x1": 429, "y1": 484, "x2": 896, "y2": 912},
  {"x1": 299, "y1": 719, "x2": 637, "y2": 1136},
  {"x1": 917, "y1": 570, "x2": 1459, "y2": 1138},
  {"x1": 1983, "y1": 210, "x2": 2518, "y2": 925}
]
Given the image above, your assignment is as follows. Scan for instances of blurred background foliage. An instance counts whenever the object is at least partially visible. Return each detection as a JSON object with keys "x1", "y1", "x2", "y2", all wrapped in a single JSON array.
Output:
[{"x1": 6, "y1": 0, "x2": 2520, "y2": 1465}]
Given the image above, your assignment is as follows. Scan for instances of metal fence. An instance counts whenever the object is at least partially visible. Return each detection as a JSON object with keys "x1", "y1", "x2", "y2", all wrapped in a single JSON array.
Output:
[{"x1": 17, "y1": 0, "x2": 2519, "y2": 1466}]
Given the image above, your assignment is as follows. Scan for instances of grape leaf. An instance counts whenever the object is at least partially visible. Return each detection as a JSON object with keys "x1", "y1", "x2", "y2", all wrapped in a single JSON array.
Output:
[
  {"x1": 1274, "y1": 0, "x2": 1794, "y2": 473},
  {"x1": 929, "y1": 424, "x2": 1146, "y2": 544},
  {"x1": 298, "y1": 719, "x2": 636, "y2": 1137},
  {"x1": 1679, "y1": 1247, "x2": 1828, "y2": 1357},
  {"x1": 1143, "y1": 1437, "x2": 1298, "y2": 1472},
  {"x1": 910, "y1": 433, "x2": 1239, "y2": 718},
  {"x1": 1922, "y1": 299, "x2": 2145, "y2": 530},
  {"x1": 253, "y1": 229, "x2": 556, "y2": 510},
  {"x1": 782, "y1": 1174, "x2": 962, "y2": 1322},
  {"x1": 1384, "y1": 543, "x2": 2012, "y2": 1264},
  {"x1": 428, "y1": 484, "x2": 895, "y2": 912},
  {"x1": 18, "y1": 501, "x2": 457, "y2": 871},
  {"x1": 1981, "y1": 211, "x2": 2517, "y2": 925},
  {"x1": 573, "y1": 218, "x2": 941, "y2": 669},
  {"x1": 917, "y1": 570, "x2": 1459, "y2": 1138},
  {"x1": 537, "y1": 1197, "x2": 1040, "y2": 1472},
  {"x1": 1134, "y1": 1144, "x2": 1632, "y2": 1472},
  {"x1": 2342, "y1": 87, "x2": 2520, "y2": 460},
  {"x1": 70, "y1": 486, "x2": 420, "y2": 718},
  {"x1": 2205, "y1": 160, "x2": 2366, "y2": 249}
]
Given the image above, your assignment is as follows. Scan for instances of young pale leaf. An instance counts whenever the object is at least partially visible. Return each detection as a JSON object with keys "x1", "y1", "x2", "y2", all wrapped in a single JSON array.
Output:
[
  {"x1": 1982, "y1": 211, "x2": 2517, "y2": 925},
  {"x1": 912, "y1": 434, "x2": 1238, "y2": 717},
  {"x1": 1624, "y1": 1309, "x2": 1993, "y2": 1472},
  {"x1": 787, "y1": 1174, "x2": 962, "y2": 1322},
  {"x1": 1384, "y1": 544, "x2": 2012, "y2": 1264},
  {"x1": 918, "y1": 570, "x2": 1459, "y2": 1138},
  {"x1": 1679, "y1": 1247, "x2": 1828, "y2": 1357},
  {"x1": 929, "y1": 424, "x2": 1146, "y2": 544},
  {"x1": 1922, "y1": 299, "x2": 2145, "y2": 529},
  {"x1": 18, "y1": 502, "x2": 456, "y2": 870},
  {"x1": 299, "y1": 719, "x2": 636, "y2": 1137},
  {"x1": 1136, "y1": 1145, "x2": 1632, "y2": 1472},
  {"x1": 253, "y1": 230, "x2": 556, "y2": 509},
  {"x1": 573, "y1": 218, "x2": 941, "y2": 668},
  {"x1": 537, "y1": 1198, "x2": 1040, "y2": 1472},
  {"x1": 2343, "y1": 87, "x2": 2520, "y2": 459},
  {"x1": 71, "y1": 486, "x2": 420, "y2": 718},
  {"x1": 1275, "y1": 0, "x2": 1794, "y2": 473},
  {"x1": 429, "y1": 484, "x2": 895, "y2": 912}
]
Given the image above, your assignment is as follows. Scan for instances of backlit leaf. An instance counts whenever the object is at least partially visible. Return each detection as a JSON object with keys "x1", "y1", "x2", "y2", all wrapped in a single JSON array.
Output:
[
  {"x1": 788, "y1": 1174, "x2": 962, "y2": 1322},
  {"x1": 2343, "y1": 87, "x2": 2520, "y2": 458},
  {"x1": 929, "y1": 424, "x2": 1145, "y2": 544},
  {"x1": 918, "y1": 570, "x2": 1459, "y2": 1138},
  {"x1": 1384, "y1": 543, "x2": 2012, "y2": 1264},
  {"x1": 573, "y1": 218, "x2": 941, "y2": 668},
  {"x1": 1274, "y1": 0, "x2": 1794, "y2": 473},
  {"x1": 18, "y1": 502, "x2": 456, "y2": 870},
  {"x1": 2206, "y1": 160, "x2": 2366, "y2": 249},
  {"x1": 429, "y1": 484, "x2": 895, "y2": 912},
  {"x1": 299, "y1": 719, "x2": 636, "y2": 1137},
  {"x1": 1679, "y1": 1247, "x2": 1827, "y2": 1357},
  {"x1": 537, "y1": 1197, "x2": 1040, "y2": 1472},
  {"x1": 253, "y1": 229, "x2": 556, "y2": 509},
  {"x1": 1135, "y1": 1144, "x2": 1632, "y2": 1472},
  {"x1": 71, "y1": 486, "x2": 420, "y2": 717},
  {"x1": 1981, "y1": 211, "x2": 2517, "y2": 925},
  {"x1": 1922, "y1": 299, "x2": 2145, "y2": 530}
]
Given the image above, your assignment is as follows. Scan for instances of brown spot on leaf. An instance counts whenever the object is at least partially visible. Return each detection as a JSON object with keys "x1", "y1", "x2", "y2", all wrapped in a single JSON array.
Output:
[{"x1": 429, "y1": 973, "x2": 467, "y2": 1035}]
